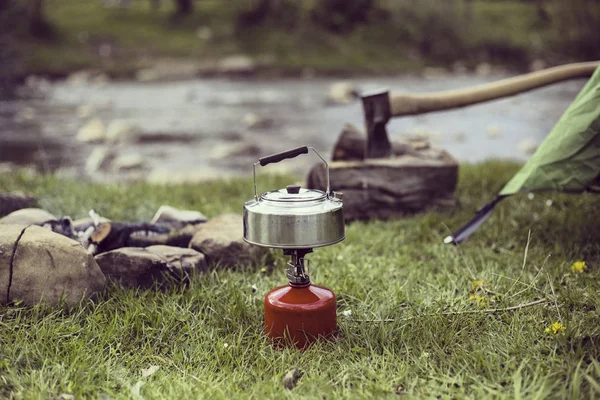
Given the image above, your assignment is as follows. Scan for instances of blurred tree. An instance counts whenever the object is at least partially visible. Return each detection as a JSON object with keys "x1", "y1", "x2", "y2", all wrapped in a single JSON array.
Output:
[
  {"x1": 29, "y1": 0, "x2": 53, "y2": 38},
  {"x1": 235, "y1": 0, "x2": 300, "y2": 31},
  {"x1": 150, "y1": 0, "x2": 160, "y2": 12},
  {"x1": 310, "y1": 0, "x2": 387, "y2": 34},
  {"x1": 172, "y1": 0, "x2": 193, "y2": 19},
  {"x1": 552, "y1": 0, "x2": 600, "y2": 60}
]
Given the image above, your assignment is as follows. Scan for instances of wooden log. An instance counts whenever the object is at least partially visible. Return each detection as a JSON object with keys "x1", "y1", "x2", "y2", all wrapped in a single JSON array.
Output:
[
  {"x1": 332, "y1": 123, "x2": 415, "y2": 161},
  {"x1": 308, "y1": 154, "x2": 457, "y2": 221}
]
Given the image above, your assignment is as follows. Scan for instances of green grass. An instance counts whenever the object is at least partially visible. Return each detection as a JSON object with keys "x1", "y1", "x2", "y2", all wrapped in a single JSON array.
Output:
[
  {"x1": 1, "y1": 161, "x2": 599, "y2": 398},
  {"x1": 10, "y1": 0, "x2": 577, "y2": 78}
]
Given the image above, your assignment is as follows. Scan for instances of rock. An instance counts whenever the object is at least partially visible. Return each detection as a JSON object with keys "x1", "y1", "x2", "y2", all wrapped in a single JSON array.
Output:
[
  {"x1": 475, "y1": 63, "x2": 492, "y2": 77},
  {"x1": 66, "y1": 71, "x2": 93, "y2": 86},
  {"x1": 77, "y1": 118, "x2": 106, "y2": 143},
  {"x1": 98, "y1": 43, "x2": 112, "y2": 58},
  {"x1": 210, "y1": 143, "x2": 262, "y2": 159},
  {"x1": 135, "y1": 60, "x2": 204, "y2": 82},
  {"x1": 0, "y1": 208, "x2": 56, "y2": 225},
  {"x1": 196, "y1": 26, "x2": 213, "y2": 41},
  {"x1": 94, "y1": 246, "x2": 206, "y2": 288},
  {"x1": 452, "y1": 62, "x2": 468, "y2": 75},
  {"x1": 243, "y1": 112, "x2": 274, "y2": 130},
  {"x1": 147, "y1": 245, "x2": 207, "y2": 273},
  {"x1": 150, "y1": 205, "x2": 207, "y2": 227},
  {"x1": 423, "y1": 67, "x2": 448, "y2": 79},
  {"x1": 326, "y1": 82, "x2": 358, "y2": 105},
  {"x1": 217, "y1": 55, "x2": 256, "y2": 75},
  {"x1": 518, "y1": 138, "x2": 539, "y2": 155},
  {"x1": 85, "y1": 147, "x2": 116, "y2": 174},
  {"x1": 16, "y1": 107, "x2": 36, "y2": 121},
  {"x1": 25, "y1": 75, "x2": 51, "y2": 92},
  {"x1": 106, "y1": 120, "x2": 139, "y2": 143},
  {"x1": 0, "y1": 225, "x2": 106, "y2": 306},
  {"x1": 189, "y1": 214, "x2": 264, "y2": 267},
  {"x1": 92, "y1": 73, "x2": 110, "y2": 86},
  {"x1": 136, "y1": 68, "x2": 160, "y2": 82},
  {"x1": 486, "y1": 124, "x2": 502, "y2": 139},
  {"x1": 77, "y1": 105, "x2": 97, "y2": 119},
  {"x1": 111, "y1": 153, "x2": 144, "y2": 171},
  {"x1": 0, "y1": 192, "x2": 37, "y2": 217},
  {"x1": 530, "y1": 59, "x2": 546, "y2": 72}
]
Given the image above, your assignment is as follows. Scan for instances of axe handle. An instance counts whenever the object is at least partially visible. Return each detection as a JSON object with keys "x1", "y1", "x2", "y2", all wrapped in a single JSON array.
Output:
[{"x1": 389, "y1": 61, "x2": 600, "y2": 117}]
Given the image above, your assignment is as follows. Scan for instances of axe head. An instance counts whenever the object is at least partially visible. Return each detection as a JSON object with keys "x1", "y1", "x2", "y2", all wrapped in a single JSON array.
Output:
[{"x1": 361, "y1": 89, "x2": 392, "y2": 159}]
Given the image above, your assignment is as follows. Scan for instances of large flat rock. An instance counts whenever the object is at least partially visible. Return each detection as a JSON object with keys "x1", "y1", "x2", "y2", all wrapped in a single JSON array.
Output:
[
  {"x1": 95, "y1": 246, "x2": 207, "y2": 288},
  {"x1": 0, "y1": 225, "x2": 106, "y2": 306},
  {"x1": 189, "y1": 214, "x2": 264, "y2": 268}
]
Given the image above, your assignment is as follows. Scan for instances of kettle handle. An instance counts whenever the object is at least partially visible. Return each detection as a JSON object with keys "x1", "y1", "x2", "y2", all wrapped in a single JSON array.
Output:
[
  {"x1": 253, "y1": 146, "x2": 330, "y2": 200},
  {"x1": 259, "y1": 146, "x2": 309, "y2": 166}
]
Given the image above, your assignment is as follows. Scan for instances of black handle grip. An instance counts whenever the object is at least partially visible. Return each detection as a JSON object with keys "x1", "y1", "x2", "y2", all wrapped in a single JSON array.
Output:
[{"x1": 259, "y1": 146, "x2": 309, "y2": 167}]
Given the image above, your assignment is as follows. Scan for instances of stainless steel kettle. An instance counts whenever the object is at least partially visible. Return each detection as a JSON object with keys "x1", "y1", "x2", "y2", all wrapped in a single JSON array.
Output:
[{"x1": 243, "y1": 146, "x2": 344, "y2": 249}]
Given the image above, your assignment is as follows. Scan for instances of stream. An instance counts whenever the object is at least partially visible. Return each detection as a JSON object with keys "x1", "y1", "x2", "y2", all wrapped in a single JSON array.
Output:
[{"x1": 0, "y1": 73, "x2": 587, "y2": 182}]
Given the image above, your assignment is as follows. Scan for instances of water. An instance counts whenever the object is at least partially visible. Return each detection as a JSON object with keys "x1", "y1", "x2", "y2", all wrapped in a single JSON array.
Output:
[{"x1": 0, "y1": 74, "x2": 587, "y2": 181}]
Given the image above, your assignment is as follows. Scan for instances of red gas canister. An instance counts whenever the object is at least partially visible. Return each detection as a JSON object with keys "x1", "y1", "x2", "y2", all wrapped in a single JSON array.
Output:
[{"x1": 265, "y1": 283, "x2": 336, "y2": 349}]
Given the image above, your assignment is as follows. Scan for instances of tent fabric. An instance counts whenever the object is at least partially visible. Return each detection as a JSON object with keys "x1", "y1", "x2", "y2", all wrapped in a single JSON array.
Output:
[
  {"x1": 446, "y1": 66, "x2": 600, "y2": 245},
  {"x1": 500, "y1": 66, "x2": 600, "y2": 195}
]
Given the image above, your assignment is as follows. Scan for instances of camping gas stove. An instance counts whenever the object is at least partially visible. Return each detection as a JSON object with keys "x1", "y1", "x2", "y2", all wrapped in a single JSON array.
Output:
[{"x1": 243, "y1": 146, "x2": 345, "y2": 348}]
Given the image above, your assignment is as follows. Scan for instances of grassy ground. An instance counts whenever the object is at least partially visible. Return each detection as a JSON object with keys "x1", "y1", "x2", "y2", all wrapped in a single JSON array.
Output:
[
  {"x1": 10, "y1": 0, "x2": 556, "y2": 79},
  {"x1": 0, "y1": 161, "x2": 599, "y2": 398}
]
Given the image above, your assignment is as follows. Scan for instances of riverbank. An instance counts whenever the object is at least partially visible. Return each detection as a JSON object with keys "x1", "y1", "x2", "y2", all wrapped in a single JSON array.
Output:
[
  {"x1": 1, "y1": 162, "x2": 599, "y2": 397},
  {"x1": 4, "y1": 0, "x2": 596, "y2": 82}
]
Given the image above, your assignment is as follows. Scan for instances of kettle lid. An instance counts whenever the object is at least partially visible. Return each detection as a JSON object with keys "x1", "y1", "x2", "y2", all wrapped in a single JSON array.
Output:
[{"x1": 260, "y1": 185, "x2": 326, "y2": 203}]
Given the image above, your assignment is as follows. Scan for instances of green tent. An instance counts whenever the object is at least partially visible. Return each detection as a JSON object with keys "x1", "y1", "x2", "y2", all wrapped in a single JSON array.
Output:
[{"x1": 446, "y1": 66, "x2": 600, "y2": 245}]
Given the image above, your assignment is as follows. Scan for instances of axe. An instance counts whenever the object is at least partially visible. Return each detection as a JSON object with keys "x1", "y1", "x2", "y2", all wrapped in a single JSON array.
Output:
[{"x1": 360, "y1": 61, "x2": 599, "y2": 159}]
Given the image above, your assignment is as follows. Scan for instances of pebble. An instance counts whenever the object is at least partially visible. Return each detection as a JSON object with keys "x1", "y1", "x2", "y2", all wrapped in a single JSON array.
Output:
[
  {"x1": 111, "y1": 153, "x2": 144, "y2": 171},
  {"x1": 518, "y1": 138, "x2": 539, "y2": 155},
  {"x1": 77, "y1": 118, "x2": 106, "y2": 143},
  {"x1": 486, "y1": 125, "x2": 502, "y2": 139},
  {"x1": 150, "y1": 205, "x2": 207, "y2": 226},
  {"x1": 106, "y1": 120, "x2": 139, "y2": 143},
  {"x1": 326, "y1": 81, "x2": 358, "y2": 105},
  {"x1": 217, "y1": 55, "x2": 255, "y2": 75}
]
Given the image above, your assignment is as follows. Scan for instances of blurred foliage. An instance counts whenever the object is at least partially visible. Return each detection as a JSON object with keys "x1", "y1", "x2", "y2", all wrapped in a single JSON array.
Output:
[
  {"x1": 310, "y1": 0, "x2": 389, "y2": 34},
  {"x1": 235, "y1": 0, "x2": 303, "y2": 32},
  {"x1": 551, "y1": 0, "x2": 600, "y2": 60},
  {"x1": 0, "y1": 0, "x2": 598, "y2": 80},
  {"x1": 384, "y1": 0, "x2": 471, "y2": 64}
]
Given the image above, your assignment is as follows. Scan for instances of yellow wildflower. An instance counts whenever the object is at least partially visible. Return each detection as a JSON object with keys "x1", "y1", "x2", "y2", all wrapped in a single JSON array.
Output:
[
  {"x1": 570, "y1": 261, "x2": 587, "y2": 273},
  {"x1": 468, "y1": 294, "x2": 487, "y2": 306},
  {"x1": 545, "y1": 322, "x2": 565, "y2": 335},
  {"x1": 472, "y1": 280, "x2": 489, "y2": 291}
]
